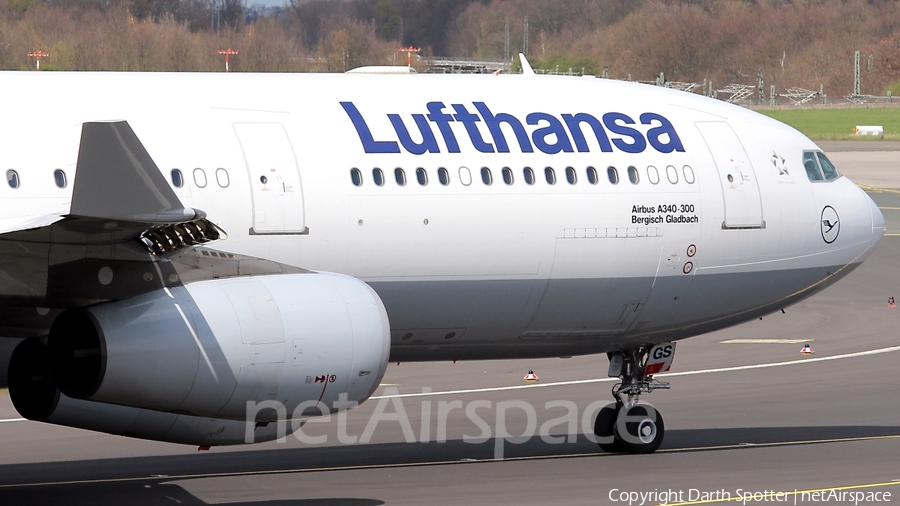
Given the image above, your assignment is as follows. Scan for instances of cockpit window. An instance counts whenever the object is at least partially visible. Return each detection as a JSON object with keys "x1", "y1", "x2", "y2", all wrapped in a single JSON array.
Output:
[
  {"x1": 803, "y1": 152, "x2": 824, "y2": 181},
  {"x1": 803, "y1": 151, "x2": 841, "y2": 182},
  {"x1": 816, "y1": 152, "x2": 841, "y2": 180}
]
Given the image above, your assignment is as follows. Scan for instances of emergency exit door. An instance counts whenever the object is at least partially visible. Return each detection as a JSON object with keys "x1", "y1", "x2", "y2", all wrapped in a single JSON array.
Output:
[{"x1": 234, "y1": 123, "x2": 307, "y2": 234}]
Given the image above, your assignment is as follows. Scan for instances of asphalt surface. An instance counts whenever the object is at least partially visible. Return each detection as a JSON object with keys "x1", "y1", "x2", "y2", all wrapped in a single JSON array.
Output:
[{"x1": 1, "y1": 145, "x2": 899, "y2": 505}]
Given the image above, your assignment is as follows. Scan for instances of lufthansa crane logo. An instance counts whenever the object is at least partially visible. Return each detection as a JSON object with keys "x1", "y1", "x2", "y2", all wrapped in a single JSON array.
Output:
[{"x1": 821, "y1": 206, "x2": 840, "y2": 244}]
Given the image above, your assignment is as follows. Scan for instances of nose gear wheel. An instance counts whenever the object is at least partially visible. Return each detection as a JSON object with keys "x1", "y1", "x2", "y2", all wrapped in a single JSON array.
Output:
[{"x1": 593, "y1": 346, "x2": 669, "y2": 454}]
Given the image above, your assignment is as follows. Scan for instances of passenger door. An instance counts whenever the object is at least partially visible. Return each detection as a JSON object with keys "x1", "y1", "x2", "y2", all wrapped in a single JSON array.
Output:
[
  {"x1": 696, "y1": 122, "x2": 764, "y2": 229},
  {"x1": 234, "y1": 123, "x2": 307, "y2": 234}
]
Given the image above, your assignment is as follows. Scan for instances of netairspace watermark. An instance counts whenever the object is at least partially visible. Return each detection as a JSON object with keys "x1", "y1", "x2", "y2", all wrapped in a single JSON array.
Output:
[
  {"x1": 609, "y1": 488, "x2": 892, "y2": 505},
  {"x1": 243, "y1": 387, "x2": 655, "y2": 459}
]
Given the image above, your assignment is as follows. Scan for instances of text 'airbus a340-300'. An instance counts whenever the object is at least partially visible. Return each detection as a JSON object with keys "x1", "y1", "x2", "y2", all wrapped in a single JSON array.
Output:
[{"x1": 0, "y1": 55, "x2": 884, "y2": 454}]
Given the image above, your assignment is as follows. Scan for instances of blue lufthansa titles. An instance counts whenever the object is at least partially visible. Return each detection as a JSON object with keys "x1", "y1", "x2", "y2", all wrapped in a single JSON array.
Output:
[{"x1": 340, "y1": 101, "x2": 685, "y2": 155}]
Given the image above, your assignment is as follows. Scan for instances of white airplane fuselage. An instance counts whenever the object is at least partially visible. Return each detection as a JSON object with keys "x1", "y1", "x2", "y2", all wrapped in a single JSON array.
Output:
[{"x1": 0, "y1": 71, "x2": 883, "y2": 362}]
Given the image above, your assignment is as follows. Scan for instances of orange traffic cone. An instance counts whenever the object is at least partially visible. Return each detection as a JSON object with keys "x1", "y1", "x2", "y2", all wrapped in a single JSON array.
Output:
[
  {"x1": 800, "y1": 344, "x2": 814, "y2": 355},
  {"x1": 524, "y1": 370, "x2": 538, "y2": 381}
]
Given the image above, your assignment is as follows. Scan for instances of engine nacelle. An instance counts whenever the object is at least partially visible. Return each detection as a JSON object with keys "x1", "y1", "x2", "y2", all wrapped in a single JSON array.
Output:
[
  {"x1": 47, "y1": 272, "x2": 390, "y2": 423},
  {"x1": 9, "y1": 338, "x2": 296, "y2": 446}
]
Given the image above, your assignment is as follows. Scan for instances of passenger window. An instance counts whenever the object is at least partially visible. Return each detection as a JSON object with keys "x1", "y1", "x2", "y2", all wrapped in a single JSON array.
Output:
[
  {"x1": 565, "y1": 167, "x2": 577, "y2": 185},
  {"x1": 193, "y1": 168, "x2": 207, "y2": 188},
  {"x1": 416, "y1": 167, "x2": 428, "y2": 186},
  {"x1": 459, "y1": 166, "x2": 472, "y2": 186},
  {"x1": 438, "y1": 167, "x2": 450, "y2": 185},
  {"x1": 523, "y1": 167, "x2": 535, "y2": 185},
  {"x1": 683, "y1": 165, "x2": 696, "y2": 184},
  {"x1": 395, "y1": 168, "x2": 406, "y2": 186},
  {"x1": 607, "y1": 166, "x2": 619, "y2": 185},
  {"x1": 350, "y1": 168, "x2": 363, "y2": 186},
  {"x1": 647, "y1": 166, "x2": 660, "y2": 185},
  {"x1": 587, "y1": 166, "x2": 598, "y2": 185},
  {"x1": 171, "y1": 168, "x2": 184, "y2": 188},
  {"x1": 502, "y1": 167, "x2": 514, "y2": 185},
  {"x1": 373, "y1": 168, "x2": 385, "y2": 186},
  {"x1": 627, "y1": 166, "x2": 639, "y2": 184},
  {"x1": 216, "y1": 168, "x2": 230, "y2": 188},
  {"x1": 816, "y1": 153, "x2": 840, "y2": 180},
  {"x1": 54, "y1": 169, "x2": 67, "y2": 188},
  {"x1": 666, "y1": 165, "x2": 678, "y2": 184},
  {"x1": 803, "y1": 152, "x2": 823, "y2": 181},
  {"x1": 481, "y1": 167, "x2": 493, "y2": 185},
  {"x1": 6, "y1": 169, "x2": 19, "y2": 189},
  {"x1": 545, "y1": 167, "x2": 556, "y2": 185}
]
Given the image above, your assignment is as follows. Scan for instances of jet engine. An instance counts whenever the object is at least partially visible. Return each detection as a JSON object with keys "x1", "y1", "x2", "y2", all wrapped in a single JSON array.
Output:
[{"x1": 29, "y1": 272, "x2": 389, "y2": 434}]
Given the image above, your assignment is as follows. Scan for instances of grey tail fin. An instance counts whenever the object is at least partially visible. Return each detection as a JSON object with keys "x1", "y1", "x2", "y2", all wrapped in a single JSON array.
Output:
[
  {"x1": 519, "y1": 53, "x2": 535, "y2": 76},
  {"x1": 70, "y1": 121, "x2": 198, "y2": 224}
]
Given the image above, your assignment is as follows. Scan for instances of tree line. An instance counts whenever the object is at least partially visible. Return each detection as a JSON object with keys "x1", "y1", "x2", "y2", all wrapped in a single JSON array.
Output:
[{"x1": 1, "y1": 0, "x2": 899, "y2": 95}]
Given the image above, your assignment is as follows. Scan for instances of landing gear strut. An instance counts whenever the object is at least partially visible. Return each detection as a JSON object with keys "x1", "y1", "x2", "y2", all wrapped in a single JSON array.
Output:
[{"x1": 593, "y1": 344, "x2": 672, "y2": 454}]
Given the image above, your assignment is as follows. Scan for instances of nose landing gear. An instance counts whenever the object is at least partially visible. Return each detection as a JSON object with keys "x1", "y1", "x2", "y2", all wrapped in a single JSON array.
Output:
[{"x1": 593, "y1": 344, "x2": 673, "y2": 454}]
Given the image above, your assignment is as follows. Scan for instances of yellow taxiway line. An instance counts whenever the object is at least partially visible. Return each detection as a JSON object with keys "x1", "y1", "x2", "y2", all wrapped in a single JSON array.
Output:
[{"x1": 663, "y1": 479, "x2": 900, "y2": 505}]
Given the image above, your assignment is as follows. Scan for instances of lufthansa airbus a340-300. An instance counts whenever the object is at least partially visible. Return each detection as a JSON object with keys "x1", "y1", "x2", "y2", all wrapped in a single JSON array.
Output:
[{"x1": 0, "y1": 58, "x2": 884, "y2": 455}]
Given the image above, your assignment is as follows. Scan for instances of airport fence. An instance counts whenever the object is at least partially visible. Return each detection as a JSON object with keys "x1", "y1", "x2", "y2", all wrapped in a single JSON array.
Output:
[{"x1": 425, "y1": 58, "x2": 899, "y2": 109}]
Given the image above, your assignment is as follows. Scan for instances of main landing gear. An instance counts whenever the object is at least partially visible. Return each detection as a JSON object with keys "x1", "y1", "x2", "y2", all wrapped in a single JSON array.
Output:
[{"x1": 593, "y1": 343, "x2": 674, "y2": 454}]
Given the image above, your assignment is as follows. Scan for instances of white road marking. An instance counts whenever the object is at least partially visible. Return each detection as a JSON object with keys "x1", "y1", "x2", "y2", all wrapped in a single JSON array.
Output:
[
  {"x1": 371, "y1": 344, "x2": 900, "y2": 399},
  {"x1": 0, "y1": 418, "x2": 26, "y2": 423},
  {"x1": 720, "y1": 338, "x2": 811, "y2": 344}
]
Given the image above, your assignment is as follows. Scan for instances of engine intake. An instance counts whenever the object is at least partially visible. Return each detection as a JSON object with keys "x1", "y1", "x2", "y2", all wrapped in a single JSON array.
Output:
[{"x1": 48, "y1": 310, "x2": 105, "y2": 399}]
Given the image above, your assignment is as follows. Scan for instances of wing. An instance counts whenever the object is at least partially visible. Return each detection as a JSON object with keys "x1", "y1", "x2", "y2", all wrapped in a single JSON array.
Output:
[{"x1": 0, "y1": 121, "x2": 299, "y2": 337}]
